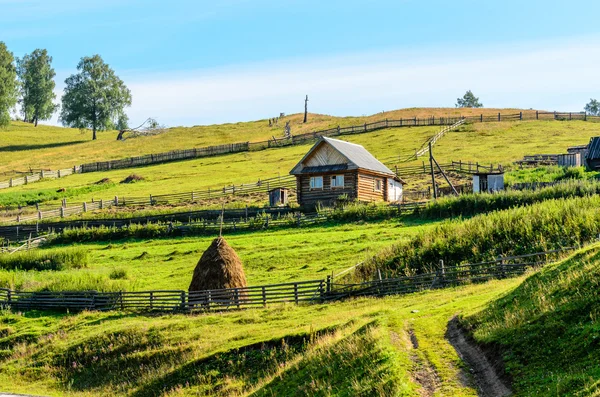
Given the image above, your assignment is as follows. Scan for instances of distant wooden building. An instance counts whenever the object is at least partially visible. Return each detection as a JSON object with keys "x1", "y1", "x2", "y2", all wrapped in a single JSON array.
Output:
[{"x1": 290, "y1": 137, "x2": 404, "y2": 206}]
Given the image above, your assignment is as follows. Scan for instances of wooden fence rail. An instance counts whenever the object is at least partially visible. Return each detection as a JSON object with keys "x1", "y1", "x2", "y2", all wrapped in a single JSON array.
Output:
[
  {"x1": 1, "y1": 111, "x2": 594, "y2": 192},
  {"x1": 0, "y1": 248, "x2": 573, "y2": 313}
]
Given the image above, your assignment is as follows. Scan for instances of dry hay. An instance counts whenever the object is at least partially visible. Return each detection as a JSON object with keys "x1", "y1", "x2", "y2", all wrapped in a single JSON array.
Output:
[
  {"x1": 120, "y1": 174, "x2": 145, "y2": 184},
  {"x1": 188, "y1": 237, "x2": 247, "y2": 292}
]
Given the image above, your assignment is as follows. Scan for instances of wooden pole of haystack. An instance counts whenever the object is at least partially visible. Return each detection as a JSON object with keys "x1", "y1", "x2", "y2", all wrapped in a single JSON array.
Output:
[{"x1": 219, "y1": 203, "x2": 225, "y2": 237}]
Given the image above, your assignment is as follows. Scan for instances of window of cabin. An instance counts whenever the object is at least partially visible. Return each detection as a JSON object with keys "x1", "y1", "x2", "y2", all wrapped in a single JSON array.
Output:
[
  {"x1": 310, "y1": 176, "x2": 323, "y2": 190},
  {"x1": 374, "y1": 179, "x2": 382, "y2": 192},
  {"x1": 331, "y1": 175, "x2": 344, "y2": 188}
]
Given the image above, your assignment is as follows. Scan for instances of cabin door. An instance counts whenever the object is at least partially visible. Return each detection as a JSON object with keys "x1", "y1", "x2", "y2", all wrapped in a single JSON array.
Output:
[{"x1": 387, "y1": 179, "x2": 402, "y2": 202}]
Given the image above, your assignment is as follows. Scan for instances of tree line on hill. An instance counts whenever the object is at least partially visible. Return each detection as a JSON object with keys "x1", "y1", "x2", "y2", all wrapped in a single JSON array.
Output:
[{"x1": 0, "y1": 42, "x2": 131, "y2": 140}]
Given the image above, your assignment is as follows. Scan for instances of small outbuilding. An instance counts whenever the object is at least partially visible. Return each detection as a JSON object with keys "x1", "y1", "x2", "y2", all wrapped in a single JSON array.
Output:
[
  {"x1": 585, "y1": 137, "x2": 600, "y2": 170},
  {"x1": 268, "y1": 187, "x2": 290, "y2": 207},
  {"x1": 473, "y1": 171, "x2": 505, "y2": 193},
  {"x1": 290, "y1": 137, "x2": 404, "y2": 206}
]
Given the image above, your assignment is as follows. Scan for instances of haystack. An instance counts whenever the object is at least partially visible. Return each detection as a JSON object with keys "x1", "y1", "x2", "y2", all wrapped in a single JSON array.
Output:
[{"x1": 188, "y1": 237, "x2": 247, "y2": 292}]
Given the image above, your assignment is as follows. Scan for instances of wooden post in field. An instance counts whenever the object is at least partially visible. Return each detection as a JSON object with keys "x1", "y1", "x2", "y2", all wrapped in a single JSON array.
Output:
[
  {"x1": 293, "y1": 283, "x2": 299, "y2": 304},
  {"x1": 83, "y1": 202, "x2": 87, "y2": 212},
  {"x1": 439, "y1": 259, "x2": 445, "y2": 286},
  {"x1": 303, "y1": 95, "x2": 308, "y2": 123},
  {"x1": 180, "y1": 291, "x2": 186, "y2": 312},
  {"x1": 536, "y1": 110, "x2": 539, "y2": 120},
  {"x1": 262, "y1": 286, "x2": 267, "y2": 307},
  {"x1": 520, "y1": 111, "x2": 523, "y2": 120},
  {"x1": 498, "y1": 112, "x2": 501, "y2": 122},
  {"x1": 429, "y1": 142, "x2": 437, "y2": 199}
]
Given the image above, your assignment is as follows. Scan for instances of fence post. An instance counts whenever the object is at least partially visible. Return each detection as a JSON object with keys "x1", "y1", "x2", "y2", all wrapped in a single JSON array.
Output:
[
  {"x1": 585, "y1": 111, "x2": 587, "y2": 121},
  {"x1": 114, "y1": 196, "x2": 119, "y2": 206},
  {"x1": 38, "y1": 211, "x2": 42, "y2": 220},
  {"x1": 294, "y1": 283, "x2": 299, "y2": 304},
  {"x1": 120, "y1": 291, "x2": 124, "y2": 310},
  {"x1": 60, "y1": 207, "x2": 65, "y2": 218},
  {"x1": 520, "y1": 111, "x2": 522, "y2": 121},
  {"x1": 100, "y1": 199, "x2": 104, "y2": 209},
  {"x1": 7, "y1": 290, "x2": 11, "y2": 307},
  {"x1": 191, "y1": 192, "x2": 195, "y2": 201},
  {"x1": 40, "y1": 170, "x2": 44, "y2": 179},
  {"x1": 498, "y1": 112, "x2": 500, "y2": 122},
  {"x1": 498, "y1": 256, "x2": 505, "y2": 279},
  {"x1": 319, "y1": 280, "x2": 325, "y2": 301},
  {"x1": 150, "y1": 292, "x2": 154, "y2": 310},
  {"x1": 385, "y1": 118, "x2": 388, "y2": 127},
  {"x1": 569, "y1": 112, "x2": 572, "y2": 120},
  {"x1": 24, "y1": 175, "x2": 28, "y2": 184},
  {"x1": 83, "y1": 202, "x2": 87, "y2": 212},
  {"x1": 262, "y1": 286, "x2": 267, "y2": 307},
  {"x1": 326, "y1": 275, "x2": 332, "y2": 293},
  {"x1": 536, "y1": 110, "x2": 539, "y2": 120},
  {"x1": 9, "y1": 178, "x2": 12, "y2": 187},
  {"x1": 364, "y1": 123, "x2": 367, "y2": 131},
  {"x1": 180, "y1": 291, "x2": 186, "y2": 311},
  {"x1": 439, "y1": 259, "x2": 445, "y2": 287},
  {"x1": 150, "y1": 194, "x2": 153, "y2": 205}
]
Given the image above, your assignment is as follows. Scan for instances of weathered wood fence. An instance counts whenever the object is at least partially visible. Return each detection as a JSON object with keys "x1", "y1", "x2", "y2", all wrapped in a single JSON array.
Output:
[
  {"x1": 0, "y1": 167, "x2": 81, "y2": 190},
  {"x1": 1, "y1": 111, "x2": 594, "y2": 191},
  {"x1": 0, "y1": 249, "x2": 571, "y2": 313}
]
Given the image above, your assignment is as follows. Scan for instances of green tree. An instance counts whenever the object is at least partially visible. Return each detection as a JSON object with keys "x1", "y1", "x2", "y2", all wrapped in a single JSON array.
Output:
[
  {"x1": 456, "y1": 90, "x2": 483, "y2": 108},
  {"x1": 60, "y1": 55, "x2": 132, "y2": 140},
  {"x1": 0, "y1": 42, "x2": 18, "y2": 128},
  {"x1": 584, "y1": 99, "x2": 600, "y2": 116},
  {"x1": 16, "y1": 49, "x2": 58, "y2": 126}
]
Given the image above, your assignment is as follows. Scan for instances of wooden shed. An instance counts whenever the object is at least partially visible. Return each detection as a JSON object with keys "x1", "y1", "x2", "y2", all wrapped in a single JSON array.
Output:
[
  {"x1": 473, "y1": 171, "x2": 504, "y2": 193},
  {"x1": 290, "y1": 137, "x2": 404, "y2": 206},
  {"x1": 585, "y1": 137, "x2": 600, "y2": 170}
]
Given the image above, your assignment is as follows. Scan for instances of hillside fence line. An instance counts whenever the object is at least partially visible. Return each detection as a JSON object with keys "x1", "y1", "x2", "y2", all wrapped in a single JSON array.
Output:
[
  {"x1": 0, "y1": 248, "x2": 572, "y2": 313},
  {"x1": 0, "y1": 111, "x2": 593, "y2": 191},
  {"x1": 3, "y1": 158, "x2": 488, "y2": 225},
  {"x1": 0, "y1": 199, "x2": 435, "y2": 244}
]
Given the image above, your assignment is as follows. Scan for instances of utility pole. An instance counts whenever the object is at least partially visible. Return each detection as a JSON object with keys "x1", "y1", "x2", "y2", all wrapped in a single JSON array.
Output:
[
  {"x1": 429, "y1": 142, "x2": 437, "y2": 199},
  {"x1": 303, "y1": 95, "x2": 309, "y2": 123}
]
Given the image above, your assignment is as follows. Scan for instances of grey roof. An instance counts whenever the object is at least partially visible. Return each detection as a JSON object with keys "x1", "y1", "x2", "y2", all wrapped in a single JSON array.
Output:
[{"x1": 290, "y1": 136, "x2": 396, "y2": 176}]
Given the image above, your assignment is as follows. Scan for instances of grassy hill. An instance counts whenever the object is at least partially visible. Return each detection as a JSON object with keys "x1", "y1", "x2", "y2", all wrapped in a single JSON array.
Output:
[
  {"x1": 2, "y1": 116, "x2": 600, "y2": 213},
  {"x1": 0, "y1": 275, "x2": 524, "y2": 396},
  {"x1": 465, "y1": 244, "x2": 600, "y2": 396},
  {"x1": 0, "y1": 108, "x2": 531, "y2": 174}
]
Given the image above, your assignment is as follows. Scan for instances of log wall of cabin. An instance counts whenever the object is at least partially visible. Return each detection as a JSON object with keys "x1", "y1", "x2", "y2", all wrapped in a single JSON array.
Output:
[
  {"x1": 356, "y1": 172, "x2": 387, "y2": 202},
  {"x1": 296, "y1": 171, "x2": 357, "y2": 206}
]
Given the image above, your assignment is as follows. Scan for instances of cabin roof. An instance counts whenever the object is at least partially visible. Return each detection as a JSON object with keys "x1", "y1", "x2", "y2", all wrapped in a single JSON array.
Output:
[{"x1": 290, "y1": 137, "x2": 396, "y2": 177}]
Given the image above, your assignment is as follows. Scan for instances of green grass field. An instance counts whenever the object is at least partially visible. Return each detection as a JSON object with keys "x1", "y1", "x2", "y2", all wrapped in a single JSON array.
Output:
[
  {"x1": 2, "y1": 107, "x2": 600, "y2": 396},
  {"x1": 0, "y1": 108, "x2": 531, "y2": 175},
  {"x1": 2, "y1": 118, "x2": 600, "y2": 214},
  {"x1": 0, "y1": 276, "x2": 523, "y2": 396}
]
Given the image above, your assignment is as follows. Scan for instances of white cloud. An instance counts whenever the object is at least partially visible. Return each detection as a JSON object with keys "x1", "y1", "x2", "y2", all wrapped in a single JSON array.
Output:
[{"x1": 46, "y1": 36, "x2": 600, "y2": 127}]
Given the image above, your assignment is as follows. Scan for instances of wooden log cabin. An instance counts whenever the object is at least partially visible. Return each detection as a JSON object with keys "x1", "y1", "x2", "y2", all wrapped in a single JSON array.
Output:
[{"x1": 290, "y1": 137, "x2": 404, "y2": 206}]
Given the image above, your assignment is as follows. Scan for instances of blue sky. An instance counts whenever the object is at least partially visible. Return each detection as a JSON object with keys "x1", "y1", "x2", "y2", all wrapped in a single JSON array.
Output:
[{"x1": 2, "y1": 0, "x2": 600, "y2": 126}]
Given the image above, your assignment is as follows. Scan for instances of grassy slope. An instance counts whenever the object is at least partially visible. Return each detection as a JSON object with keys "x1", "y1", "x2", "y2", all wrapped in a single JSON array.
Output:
[
  {"x1": 0, "y1": 108, "x2": 529, "y2": 174},
  {"x1": 3, "y1": 119, "x2": 600, "y2": 211},
  {"x1": 0, "y1": 277, "x2": 523, "y2": 396},
  {"x1": 0, "y1": 218, "x2": 437, "y2": 292},
  {"x1": 466, "y1": 244, "x2": 600, "y2": 396}
]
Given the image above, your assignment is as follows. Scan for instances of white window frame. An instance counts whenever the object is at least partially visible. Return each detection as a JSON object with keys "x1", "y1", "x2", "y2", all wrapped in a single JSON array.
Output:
[
  {"x1": 310, "y1": 176, "x2": 323, "y2": 190},
  {"x1": 374, "y1": 179, "x2": 383, "y2": 192},
  {"x1": 330, "y1": 174, "x2": 345, "y2": 188}
]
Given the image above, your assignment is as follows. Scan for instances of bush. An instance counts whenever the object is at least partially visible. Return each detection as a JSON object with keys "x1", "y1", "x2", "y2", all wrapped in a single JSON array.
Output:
[
  {"x1": 359, "y1": 195, "x2": 600, "y2": 280},
  {"x1": 109, "y1": 268, "x2": 128, "y2": 280},
  {"x1": 420, "y1": 180, "x2": 600, "y2": 219},
  {"x1": 0, "y1": 248, "x2": 88, "y2": 271}
]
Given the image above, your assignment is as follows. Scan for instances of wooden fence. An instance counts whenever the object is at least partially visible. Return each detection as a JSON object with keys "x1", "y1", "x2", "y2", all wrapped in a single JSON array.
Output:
[
  {"x1": 0, "y1": 167, "x2": 81, "y2": 191},
  {"x1": 1, "y1": 111, "x2": 593, "y2": 192},
  {"x1": 8, "y1": 175, "x2": 297, "y2": 223},
  {"x1": 0, "y1": 249, "x2": 572, "y2": 313}
]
